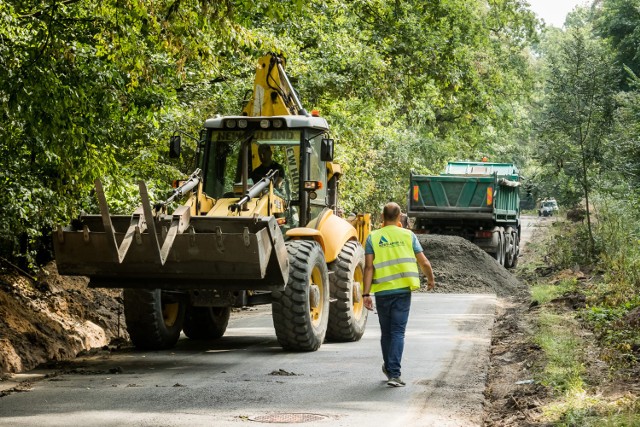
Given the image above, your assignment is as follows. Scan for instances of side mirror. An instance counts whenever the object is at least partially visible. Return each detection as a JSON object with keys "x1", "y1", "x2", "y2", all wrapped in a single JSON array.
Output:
[
  {"x1": 321, "y1": 138, "x2": 334, "y2": 161},
  {"x1": 169, "y1": 135, "x2": 181, "y2": 158}
]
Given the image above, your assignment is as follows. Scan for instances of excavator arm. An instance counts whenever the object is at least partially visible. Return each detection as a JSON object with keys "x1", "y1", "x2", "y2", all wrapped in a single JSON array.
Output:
[{"x1": 242, "y1": 54, "x2": 308, "y2": 117}]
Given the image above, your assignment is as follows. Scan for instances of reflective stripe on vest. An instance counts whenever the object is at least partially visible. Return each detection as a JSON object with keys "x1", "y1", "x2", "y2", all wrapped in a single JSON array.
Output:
[{"x1": 370, "y1": 226, "x2": 420, "y2": 293}]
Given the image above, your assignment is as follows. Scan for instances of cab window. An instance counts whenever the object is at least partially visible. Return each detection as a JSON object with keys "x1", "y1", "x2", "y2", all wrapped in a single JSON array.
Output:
[{"x1": 308, "y1": 134, "x2": 328, "y2": 219}]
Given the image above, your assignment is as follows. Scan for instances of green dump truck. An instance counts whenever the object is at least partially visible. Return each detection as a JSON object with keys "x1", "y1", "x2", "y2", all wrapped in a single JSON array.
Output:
[{"x1": 408, "y1": 161, "x2": 521, "y2": 268}]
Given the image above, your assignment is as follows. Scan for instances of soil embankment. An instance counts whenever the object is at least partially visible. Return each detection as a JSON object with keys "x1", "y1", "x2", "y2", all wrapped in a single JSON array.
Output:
[{"x1": 0, "y1": 264, "x2": 124, "y2": 374}]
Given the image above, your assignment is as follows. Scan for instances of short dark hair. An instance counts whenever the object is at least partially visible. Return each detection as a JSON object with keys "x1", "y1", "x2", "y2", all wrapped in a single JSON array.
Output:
[{"x1": 382, "y1": 202, "x2": 401, "y2": 222}]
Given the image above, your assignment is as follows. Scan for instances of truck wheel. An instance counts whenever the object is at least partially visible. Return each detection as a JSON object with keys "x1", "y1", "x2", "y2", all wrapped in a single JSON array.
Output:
[
  {"x1": 492, "y1": 231, "x2": 505, "y2": 266},
  {"x1": 183, "y1": 306, "x2": 231, "y2": 340},
  {"x1": 505, "y1": 227, "x2": 516, "y2": 268},
  {"x1": 511, "y1": 231, "x2": 520, "y2": 268},
  {"x1": 123, "y1": 289, "x2": 186, "y2": 350},
  {"x1": 272, "y1": 240, "x2": 329, "y2": 351},
  {"x1": 326, "y1": 241, "x2": 368, "y2": 342}
]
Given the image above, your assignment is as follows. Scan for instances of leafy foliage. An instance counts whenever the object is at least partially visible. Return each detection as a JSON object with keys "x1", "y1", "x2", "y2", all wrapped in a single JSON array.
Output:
[
  {"x1": 0, "y1": 0, "x2": 539, "y2": 269},
  {"x1": 0, "y1": 0, "x2": 261, "y2": 268},
  {"x1": 595, "y1": 0, "x2": 640, "y2": 90},
  {"x1": 533, "y1": 22, "x2": 618, "y2": 254}
]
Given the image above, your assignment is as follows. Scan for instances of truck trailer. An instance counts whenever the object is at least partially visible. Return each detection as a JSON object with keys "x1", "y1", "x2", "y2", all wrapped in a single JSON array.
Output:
[{"x1": 408, "y1": 161, "x2": 521, "y2": 268}]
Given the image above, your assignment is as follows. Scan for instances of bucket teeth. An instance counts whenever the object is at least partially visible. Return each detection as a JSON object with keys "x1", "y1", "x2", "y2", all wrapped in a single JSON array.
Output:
[{"x1": 54, "y1": 180, "x2": 289, "y2": 287}]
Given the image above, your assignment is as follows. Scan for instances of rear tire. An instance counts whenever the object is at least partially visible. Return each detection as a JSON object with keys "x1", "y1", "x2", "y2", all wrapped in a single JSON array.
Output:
[
  {"x1": 492, "y1": 230, "x2": 505, "y2": 266},
  {"x1": 327, "y1": 241, "x2": 368, "y2": 342},
  {"x1": 511, "y1": 230, "x2": 520, "y2": 268},
  {"x1": 272, "y1": 240, "x2": 329, "y2": 351},
  {"x1": 504, "y1": 227, "x2": 517, "y2": 268},
  {"x1": 183, "y1": 306, "x2": 231, "y2": 340},
  {"x1": 123, "y1": 289, "x2": 186, "y2": 350}
]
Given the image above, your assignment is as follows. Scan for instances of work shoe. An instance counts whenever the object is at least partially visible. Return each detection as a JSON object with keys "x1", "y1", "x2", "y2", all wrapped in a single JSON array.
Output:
[
  {"x1": 382, "y1": 364, "x2": 391, "y2": 380},
  {"x1": 387, "y1": 377, "x2": 405, "y2": 387}
]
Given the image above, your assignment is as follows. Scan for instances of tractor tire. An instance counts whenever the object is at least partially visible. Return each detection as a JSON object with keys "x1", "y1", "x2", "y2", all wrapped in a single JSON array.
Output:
[
  {"x1": 271, "y1": 240, "x2": 330, "y2": 351},
  {"x1": 123, "y1": 289, "x2": 186, "y2": 350},
  {"x1": 183, "y1": 306, "x2": 231, "y2": 340},
  {"x1": 326, "y1": 241, "x2": 368, "y2": 342}
]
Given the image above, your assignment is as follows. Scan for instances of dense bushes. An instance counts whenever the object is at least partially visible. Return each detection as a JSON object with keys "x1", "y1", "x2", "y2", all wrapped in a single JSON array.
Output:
[{"x1": 545, "y1": 195, "x2": 640, "y2": 369}]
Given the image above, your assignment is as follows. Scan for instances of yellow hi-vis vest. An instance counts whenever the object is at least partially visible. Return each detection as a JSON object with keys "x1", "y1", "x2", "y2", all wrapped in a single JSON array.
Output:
[{"x1": 370, "y1": 225, "x2": 420, "y2": 294}]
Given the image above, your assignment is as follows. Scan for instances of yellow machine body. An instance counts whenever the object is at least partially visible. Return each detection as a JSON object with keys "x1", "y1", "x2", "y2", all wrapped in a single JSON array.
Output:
[{"x1": 54, "y1": 53, "x2": 368, "y2": 290}]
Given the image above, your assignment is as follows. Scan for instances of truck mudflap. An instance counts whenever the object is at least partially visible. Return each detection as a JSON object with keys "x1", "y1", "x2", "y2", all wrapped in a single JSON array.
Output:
[{"x1": 53, "y1": 180, "x2": 289, "y2": 291}]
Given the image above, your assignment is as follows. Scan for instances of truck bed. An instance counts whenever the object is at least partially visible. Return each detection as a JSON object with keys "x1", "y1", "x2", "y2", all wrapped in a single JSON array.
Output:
[{"x1": 408, "y1": 172, "x2": 519, "y2": 223}]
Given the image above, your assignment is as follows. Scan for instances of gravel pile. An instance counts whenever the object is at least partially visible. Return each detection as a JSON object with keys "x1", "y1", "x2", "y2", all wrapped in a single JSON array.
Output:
[{"x1": 417, "y1": 234, "x2": 527, "y2": 298}]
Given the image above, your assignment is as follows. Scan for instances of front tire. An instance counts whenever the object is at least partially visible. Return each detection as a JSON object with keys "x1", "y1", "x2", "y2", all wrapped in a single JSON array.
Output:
[
  {"x1": 327, "y1": 241, "x2": 368, "y2": 342},
  {"x1": 123, "y1": 289, "x2": 186, "y2": 350},
  {"x1": 272, "y1": 240, "x2": 330, "y2": 351},
  {"x1": 183, "y1": 306, "x2": 231, "y2": 340}
]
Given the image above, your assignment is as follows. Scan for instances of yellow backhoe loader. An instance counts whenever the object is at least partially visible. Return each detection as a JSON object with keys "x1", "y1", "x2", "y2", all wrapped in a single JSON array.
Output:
[{"x1": 54, "y1": 54, "x2": 371, "y2": 352}]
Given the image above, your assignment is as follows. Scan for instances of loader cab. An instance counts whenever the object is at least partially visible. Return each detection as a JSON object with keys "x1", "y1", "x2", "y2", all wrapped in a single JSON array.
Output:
[{"x1": 199, "y1": 115, "x2": 332, "y2": 228}]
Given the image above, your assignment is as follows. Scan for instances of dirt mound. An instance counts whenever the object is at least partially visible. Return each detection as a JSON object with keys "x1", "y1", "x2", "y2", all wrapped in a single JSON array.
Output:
[
  {"x1": 0, "y1": 263, "x2": 125, "y2": 374},
  {"x1": 417, "y1": 234, "x2": 527, "y2": 297}
]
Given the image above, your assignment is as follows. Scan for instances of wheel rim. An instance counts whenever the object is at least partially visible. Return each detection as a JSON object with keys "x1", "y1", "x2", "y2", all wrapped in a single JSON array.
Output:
[
  {"x1": 310, "y1": 265, "x2": 325, "y2": 327},
  {"x1": 352, "y1": 265, "x2": 365, "y2": 319},
  {"x1": 163, "y1": 301, "x2": 180, "y2": 328}
]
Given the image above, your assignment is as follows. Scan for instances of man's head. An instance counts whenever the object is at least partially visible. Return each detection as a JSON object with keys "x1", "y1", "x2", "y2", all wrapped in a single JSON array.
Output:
[
  {"x1": 382, "y1": 202, "x2": 401, "y2": 223},
  {"x1": 258, "y1": 145, "x2": 273, "y2": 165}
]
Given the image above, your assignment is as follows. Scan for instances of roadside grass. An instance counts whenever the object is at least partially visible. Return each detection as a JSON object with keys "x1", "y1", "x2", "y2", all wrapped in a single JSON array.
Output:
[
  {"x1": 531, "y1": 278, "x2": 577, "y2": 305},
  {"x1": 528, "y1": 208, "x2": 640, "y2": 425},
  {"x1": 533, "y1": 307, "x2": 589, "y2": 421},
  {"x1": 532, "y1": 290, "x2": 640, "y2": 426}
]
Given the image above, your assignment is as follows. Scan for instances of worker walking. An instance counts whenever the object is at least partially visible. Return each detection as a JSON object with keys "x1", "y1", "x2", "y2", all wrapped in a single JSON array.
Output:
[{"x1": 362, "y1": 202, "x2": 435, "y2": 387}]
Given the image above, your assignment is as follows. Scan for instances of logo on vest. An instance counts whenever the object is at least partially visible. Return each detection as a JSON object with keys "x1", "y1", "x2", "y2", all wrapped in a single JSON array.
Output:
[{"x1": 378, "y1": 235, "x2": 405, "y2": 248}]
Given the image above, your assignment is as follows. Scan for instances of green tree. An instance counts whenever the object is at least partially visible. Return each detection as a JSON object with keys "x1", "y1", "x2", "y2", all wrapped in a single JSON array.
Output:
[
  {"x1": 246, "y1": 0, "x2": 538, "y2": 212},
  {"x1": 536, "y1": 24, "x2": 618, "y2": 254},
  {"x1": 610, "y1": 69, "x2": 640, "y2": 188},
  {"x1": 0, "y1": 0, "x2": 539, "y2": 268},
  {"x1": 0, "y1": 0, "x2": 264, "y2": 268},
  {"x1": 594, "y1": 0, "x2": 640, "y2": 90}
]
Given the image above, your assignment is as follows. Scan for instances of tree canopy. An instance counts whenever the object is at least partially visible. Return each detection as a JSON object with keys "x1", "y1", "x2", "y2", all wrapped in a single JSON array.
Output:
[{"x1": 6, "y1": 0, "x2": 637, "y2": 271}]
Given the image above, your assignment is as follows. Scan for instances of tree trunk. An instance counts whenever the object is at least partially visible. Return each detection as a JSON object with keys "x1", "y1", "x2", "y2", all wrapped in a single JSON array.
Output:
[{"x1": 580, "y1": 139, "x2": 595, "y2": 258}]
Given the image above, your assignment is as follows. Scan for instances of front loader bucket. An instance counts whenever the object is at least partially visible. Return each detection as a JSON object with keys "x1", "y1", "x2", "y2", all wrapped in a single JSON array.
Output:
[{"x1": 53, "y1": 181, "x2": 289, "y2": 291}]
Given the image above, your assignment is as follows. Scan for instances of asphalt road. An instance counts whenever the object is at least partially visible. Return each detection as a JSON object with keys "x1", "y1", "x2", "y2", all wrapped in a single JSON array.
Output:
[
  {"x1": 520, "y1": 214, "x2": 540, "y2": 248},
  {"x1": 0, "y1": 293, "x2": 496, "y2": 427}
]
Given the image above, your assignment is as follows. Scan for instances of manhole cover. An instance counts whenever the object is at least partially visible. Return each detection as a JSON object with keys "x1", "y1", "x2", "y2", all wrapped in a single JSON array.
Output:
[{"x1": 249, "y1": 413, "x2": 328, "y2": 423}]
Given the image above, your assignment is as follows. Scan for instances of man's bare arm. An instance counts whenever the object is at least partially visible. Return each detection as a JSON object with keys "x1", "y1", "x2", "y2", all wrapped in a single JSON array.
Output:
[
  {"x1": 363, "y1": 253, "x2": 375, "y2": 310},
  {"x1": 416, "y1": 252, "x2": 435, "y2": 290}
]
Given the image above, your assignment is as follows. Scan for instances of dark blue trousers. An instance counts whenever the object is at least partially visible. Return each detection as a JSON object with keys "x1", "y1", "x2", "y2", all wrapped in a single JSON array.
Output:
[{"x1": 375, "y1": 292, "x2": 411, "y2": 378}]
